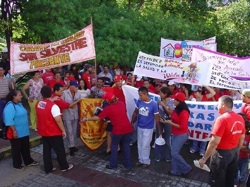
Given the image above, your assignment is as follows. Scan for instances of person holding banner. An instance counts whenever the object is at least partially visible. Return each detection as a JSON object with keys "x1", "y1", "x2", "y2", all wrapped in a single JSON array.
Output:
[
  {"x1": 81, "y1": 92, "x2": 133, "y2": 170},
  {"x1": 189, "y1": 86, "x2": 215, "y2": 156},
  {"x1": 131, "y1": 86, "x2": 161, "y2": 168},
  {"x1": 162, "y1": 92, "x2": 192, "y2": 176},
  {"x1": 198, "y1": 96, "x2": 245, "y2": 187}
]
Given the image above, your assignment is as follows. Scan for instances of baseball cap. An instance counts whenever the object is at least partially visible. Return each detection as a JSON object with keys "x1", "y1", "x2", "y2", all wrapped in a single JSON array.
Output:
[
  {"x1": 174, "y1": 92, "x2": 186, "y2": 102},
  {"x1": 69, "y1": 80, "x2": 79, "y2": 87},
  {"x1": 242, "y1": 89, "x2": 250, "y2": 97},
  {"x1": 114, "y1": 75, "x2": 123, "y2": 82},
  {"x1": 168, "y1": 80, "x2": 175, "y2": 86},
  {"x1": 84, "y1": 64, "x2": 94, "y2": 71},
  {"x1": 102, "y1": 92, "x2": 115, "y2": 102}
]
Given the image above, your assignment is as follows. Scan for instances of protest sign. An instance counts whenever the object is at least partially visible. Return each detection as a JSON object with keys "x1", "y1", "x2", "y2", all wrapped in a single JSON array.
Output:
[
  {"x1": 79, "y1": 98, "x2": 107, "y2": 150},
  {"x1": 134, "y1": 51, "x2": 250, "y2": 90},
  {"x1": 191, "y1": 47, "x2": 250, "y2": 79},
  {"x1": 160, "y1": 37, "x2": 217, "y2": 61},
  {"x1": 122, "y1": 85, "x2": 243, "y2": 141},
  {"x1": 10, "y1": 24, "x2": 96, "y2": 75}
]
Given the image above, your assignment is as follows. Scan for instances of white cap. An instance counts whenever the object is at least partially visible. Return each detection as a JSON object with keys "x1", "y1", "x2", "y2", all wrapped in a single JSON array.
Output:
[{"x1": 168, "y1": 80, "x2": 175, "y2": 86}]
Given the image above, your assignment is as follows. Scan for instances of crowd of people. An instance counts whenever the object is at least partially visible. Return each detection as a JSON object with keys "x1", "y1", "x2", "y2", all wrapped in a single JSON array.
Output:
[{"x1": 0, "y1": 62, "x2": 250, "y2": 187}]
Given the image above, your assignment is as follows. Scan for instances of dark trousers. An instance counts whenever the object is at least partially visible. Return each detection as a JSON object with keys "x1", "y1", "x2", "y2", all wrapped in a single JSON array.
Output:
[
  {"x1": 110, "y1": 133, "x2": 132, "y2": 168},
  {"x1": 10, "y1": 136, "x2": 34, "y2": 168},
  {"x1": 42, "y1": 136, "x2": 69, "y2": 173},
  {"x1": 209, "y1": 148, "x2": 239, "y2": 187},
  {"x1": 0, "y1": 100, "x2": 6, "y2": 125}
]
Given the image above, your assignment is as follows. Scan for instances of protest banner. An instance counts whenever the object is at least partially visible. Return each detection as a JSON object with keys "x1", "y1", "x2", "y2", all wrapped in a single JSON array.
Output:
[
  {"x1": 191, "y1": 47, "x2": 250, "y2": 79},
  {"x1": 160, "y1": 37, "x2": 217, "y2": 61},
  {"x1": 122, "y1": 85, "x2": 243, "y2": 141},
  {"x1": 79, "y1": 98, "x2": 107, "y2": 150},
  {"x1": 10, "y1": 24, "x2": 96, "y2": 75},
  {"x1": 134, "y1": 51, "x2": 250, "y2": 90}
]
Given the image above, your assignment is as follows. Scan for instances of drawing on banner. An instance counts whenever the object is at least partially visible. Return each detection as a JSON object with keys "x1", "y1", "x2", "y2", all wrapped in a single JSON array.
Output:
[{"x1": 160, "y1": 37, "x2": 217, "y2": 61}]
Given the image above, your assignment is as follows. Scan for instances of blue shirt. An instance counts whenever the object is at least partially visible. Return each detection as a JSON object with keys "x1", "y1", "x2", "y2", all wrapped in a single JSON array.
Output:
[
  {"x1": 3, "y1": 101, "x2": 29, "y2": 138},
  {"x1": 136, "y1": 99, "x2": 159, "y2": 129}
]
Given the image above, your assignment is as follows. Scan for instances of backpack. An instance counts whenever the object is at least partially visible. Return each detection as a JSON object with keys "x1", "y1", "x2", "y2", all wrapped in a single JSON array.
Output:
[{"x1": 0, "y1": 102, "x2": 16, "y2": 140}]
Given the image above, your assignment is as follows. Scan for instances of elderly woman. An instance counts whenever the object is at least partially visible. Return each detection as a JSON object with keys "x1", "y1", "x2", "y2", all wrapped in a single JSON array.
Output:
[
  {"x1": 3, "y1": 90, "x2": 38, "y2": 169},
  {"x1": 161, "y1": 92, "x2": 192, "y2": 176},
  {"x1": 82, "y1": 92, "x2": 133, "y2": 169}
]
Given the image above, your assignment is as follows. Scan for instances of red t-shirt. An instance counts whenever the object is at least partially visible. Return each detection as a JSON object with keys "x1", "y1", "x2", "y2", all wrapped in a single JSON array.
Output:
[
  {"x1": 98, "y1": 101, "x2": 133, "y2": 135},
  {"x1": 171, "y1": 110, "x2": 190, "y2": 135},
  {"x1": 241, "y1": 103, "x2": 250, "y2": 121},
  {"x1": 48, "y1": 79, "x2": 65, "y2": 89},
  {"x1": 42, "y1": 72, "x2": 54, "y2": 85},
  {"x1": 212, "y1": 111, "x2": 245, "y2": 150},
  {"x1": 81, "y1": 73, "x2": 91, "y2": 89},
  {"x1": 239, "y1": 135, "x2": 250, "y2": 159},
  {"x1": 51, "y1": 93, "x2": 70, "y2": 113},
  {"x1": 113, "y1": 86, "x2": 125, "y2": 104}
]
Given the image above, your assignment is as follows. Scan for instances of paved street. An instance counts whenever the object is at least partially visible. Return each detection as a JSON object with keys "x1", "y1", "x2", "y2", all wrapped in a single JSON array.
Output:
[{"x1": 0, "y1": 136, "x2": 210, "y2": 187}]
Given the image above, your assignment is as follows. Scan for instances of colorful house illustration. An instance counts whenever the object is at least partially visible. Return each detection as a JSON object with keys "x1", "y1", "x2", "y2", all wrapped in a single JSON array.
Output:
[{"x1": 162, "y1": 43, "x2": 175, "y2": 58}]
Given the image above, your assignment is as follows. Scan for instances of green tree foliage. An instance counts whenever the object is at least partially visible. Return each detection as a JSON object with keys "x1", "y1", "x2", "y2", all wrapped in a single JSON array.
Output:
[
  {"x1": 214, "y1": 0, "x2": 250, "y2": 56},
  {"x1": 1, "y1": 0, "x2": 249, "y2": 67}
]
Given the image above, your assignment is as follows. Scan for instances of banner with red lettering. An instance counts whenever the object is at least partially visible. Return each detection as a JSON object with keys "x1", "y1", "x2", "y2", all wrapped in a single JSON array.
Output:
[
  {"x1": 79, "y1": 98, "x2": 107, "y2": 151},
  {"x1": 10, "y1": 24, "x2": 96, "y2": 75}
]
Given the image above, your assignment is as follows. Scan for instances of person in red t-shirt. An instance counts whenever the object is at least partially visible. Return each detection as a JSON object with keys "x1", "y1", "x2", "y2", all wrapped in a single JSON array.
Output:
[
  {"x1": 81, "y1": 92, "x2": 133, "y2": 170},
  {"x1": 162, "y1": 92, "x2": 192, "y2": 176},
  {"x1": 48, "y1": 72, "x2": 65, "y2": 90},
  {"x1": 112, "y1": 75, "x2": 125, "y2": 104},
  {"x1": 81, "y1": 64, "x2": 94, "y2": 89},
  {"x1": 199, "y1": 95, "x2": 245, "y2": 187},
  {"x1": 241, "y1": 89, "x2": 250, "y2": 121},
  {"x1": 42, "y1": 69, "x2": 54, "y2": 85}
]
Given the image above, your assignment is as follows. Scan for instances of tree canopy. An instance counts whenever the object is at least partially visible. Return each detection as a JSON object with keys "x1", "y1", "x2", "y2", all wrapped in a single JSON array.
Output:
[{"x1": 1, "y1": 0, "x2": 249, "y2": 66}]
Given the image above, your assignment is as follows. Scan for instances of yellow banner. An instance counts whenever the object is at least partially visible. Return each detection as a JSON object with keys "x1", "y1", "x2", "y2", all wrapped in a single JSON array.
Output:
[{"x1": 79, "y1": 98, "x2": 107, "y2": 150}]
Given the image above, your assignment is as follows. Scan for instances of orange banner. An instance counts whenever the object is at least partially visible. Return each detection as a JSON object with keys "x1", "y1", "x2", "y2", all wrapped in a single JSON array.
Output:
[{"x1": 79, "y1": 98, "x2": 107, "y2": 150}]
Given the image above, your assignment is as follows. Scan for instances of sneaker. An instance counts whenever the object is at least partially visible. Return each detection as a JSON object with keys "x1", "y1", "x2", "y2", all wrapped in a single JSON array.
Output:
[
  {"x1": 72, "y1": 147, "x2": 78, "y2": 152},
  {"x1": 61, "y1": 164, "x2": 73, "y2": 172},
  {"x1": 15, "y1": 166, "x2": 24, "y2": 170},
  {"x1": 189, "y1": 149, "x2": 195, "y2": 154},
  {"x1": 154, "y1": 158, "x2": 160, "y2": 162},
  {"x1": 27, "y1": 161, "x2": 39, "y2": 166},
  {"x1": 135, "y1": 162, "x2": 144, "y2": 167},
  {"x1": 199, "y1": 153, "x2": 204, "y2": 157}
]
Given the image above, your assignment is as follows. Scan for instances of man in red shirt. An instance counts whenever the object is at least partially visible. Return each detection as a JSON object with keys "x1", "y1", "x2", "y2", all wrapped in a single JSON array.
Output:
[
  {"x1": 81, "y1": 64, "x2": 93, "y2": 89},
  {"x1": 112, "y1": 75, "x2": 125, "y2": 104},
  {"x1": 42, "y1": 69, "x2": 54, "y2": 85},
  {"x1": 241, "y1": 89, "x2": 250, "y2": 121},
  {"x1": 48, "y1": 71, "x2": 65, "y2": 90},
  {"x1": 36, "y1": 86, "x2": 73, "y2": 174},
  {"x1": 199, "y1": 95, "x2": 245, "y2": 187}
]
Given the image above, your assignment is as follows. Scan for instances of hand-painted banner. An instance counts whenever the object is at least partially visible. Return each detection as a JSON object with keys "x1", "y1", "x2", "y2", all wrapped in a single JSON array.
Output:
[
  {"x1": 191, "y1": 47, "x2": 250, "y2": 79},
  {"x1": 134, "y1": 51, "x2": 250, "y2": 90},
  {"x1": 122, "y1": 85, "x2": 243, "y2": 141},
  {"x1": 10, "y1": 24, "x2": 96, "y2": 75},
  {"x1": 160, "y1": 37, "x2": 217, "y2": 61},
  {"x1": 79, "y1": 98, "x2": 107, "y2": 151}
]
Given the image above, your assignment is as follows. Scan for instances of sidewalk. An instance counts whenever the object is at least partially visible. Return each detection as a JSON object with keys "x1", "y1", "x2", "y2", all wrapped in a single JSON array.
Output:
[{"x1": 0, "y1": 135, "x2": 210, "y2": 187}]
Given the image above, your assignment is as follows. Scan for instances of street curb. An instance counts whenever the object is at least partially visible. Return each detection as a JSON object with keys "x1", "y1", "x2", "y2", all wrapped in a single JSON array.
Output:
[{"x1": 0, "y1": 136, "x2": 42, "y2": 161}]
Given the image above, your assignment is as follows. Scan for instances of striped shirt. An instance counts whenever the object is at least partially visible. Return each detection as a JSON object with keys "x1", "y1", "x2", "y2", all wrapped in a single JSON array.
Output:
[{"x1": 0, "y1": 76, "x2": 11, "y2": 98}]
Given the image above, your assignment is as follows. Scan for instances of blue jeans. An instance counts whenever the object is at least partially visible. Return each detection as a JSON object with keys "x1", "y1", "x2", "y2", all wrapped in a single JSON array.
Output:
[
  {"x1": 171, "y1": 132, "x2": 192, "y2": 175},
  {"x1": 155, "y1": 122, "x2": 171, "y2": 160},
  {"x1": 190, "y1": 140, "x2": 208, "y2": 155},
  {"x1": 234, "y1": 158, "x2": 249, "y2": 185},
  {"x1": 110, "y1": 133, "x2": 132, "y2": 169}
]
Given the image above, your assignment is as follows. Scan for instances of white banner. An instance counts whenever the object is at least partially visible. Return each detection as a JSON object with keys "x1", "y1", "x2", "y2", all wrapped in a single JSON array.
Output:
[
  {"x1": 134, "y1": 51, "x2": 250, "y2": 90},
  {"x1": 160, "y1": 37, "x2": 217, "y2": 61},
  {"x1": 191, "y1": 47, "x2": 250, "y2": 79},
  {"x1": 10, "y1": 24, "x2": 96, "y2": 75},
  {"x1": 122, "y1": 85, "x2": 243, "y2": 141}
]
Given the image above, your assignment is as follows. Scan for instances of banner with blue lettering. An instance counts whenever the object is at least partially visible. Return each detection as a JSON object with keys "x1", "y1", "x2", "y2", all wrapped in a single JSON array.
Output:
[{"x1": 122, "y1": 85, "x2": 243, "y2": 141}]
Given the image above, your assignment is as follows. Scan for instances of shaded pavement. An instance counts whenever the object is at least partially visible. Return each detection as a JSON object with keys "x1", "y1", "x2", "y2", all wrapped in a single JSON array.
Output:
[{"x1": 0, "y1": 131, "x2": 210, "y2": 187}]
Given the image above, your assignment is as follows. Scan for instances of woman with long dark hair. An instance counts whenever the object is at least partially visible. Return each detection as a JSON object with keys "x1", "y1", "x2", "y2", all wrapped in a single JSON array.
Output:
[
  {"x1": 161, "y1": 92, "x2": 192, "y2": 176},
  {"x1": 3, "y1": 89, "x2": 38, "y2": 169}
]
